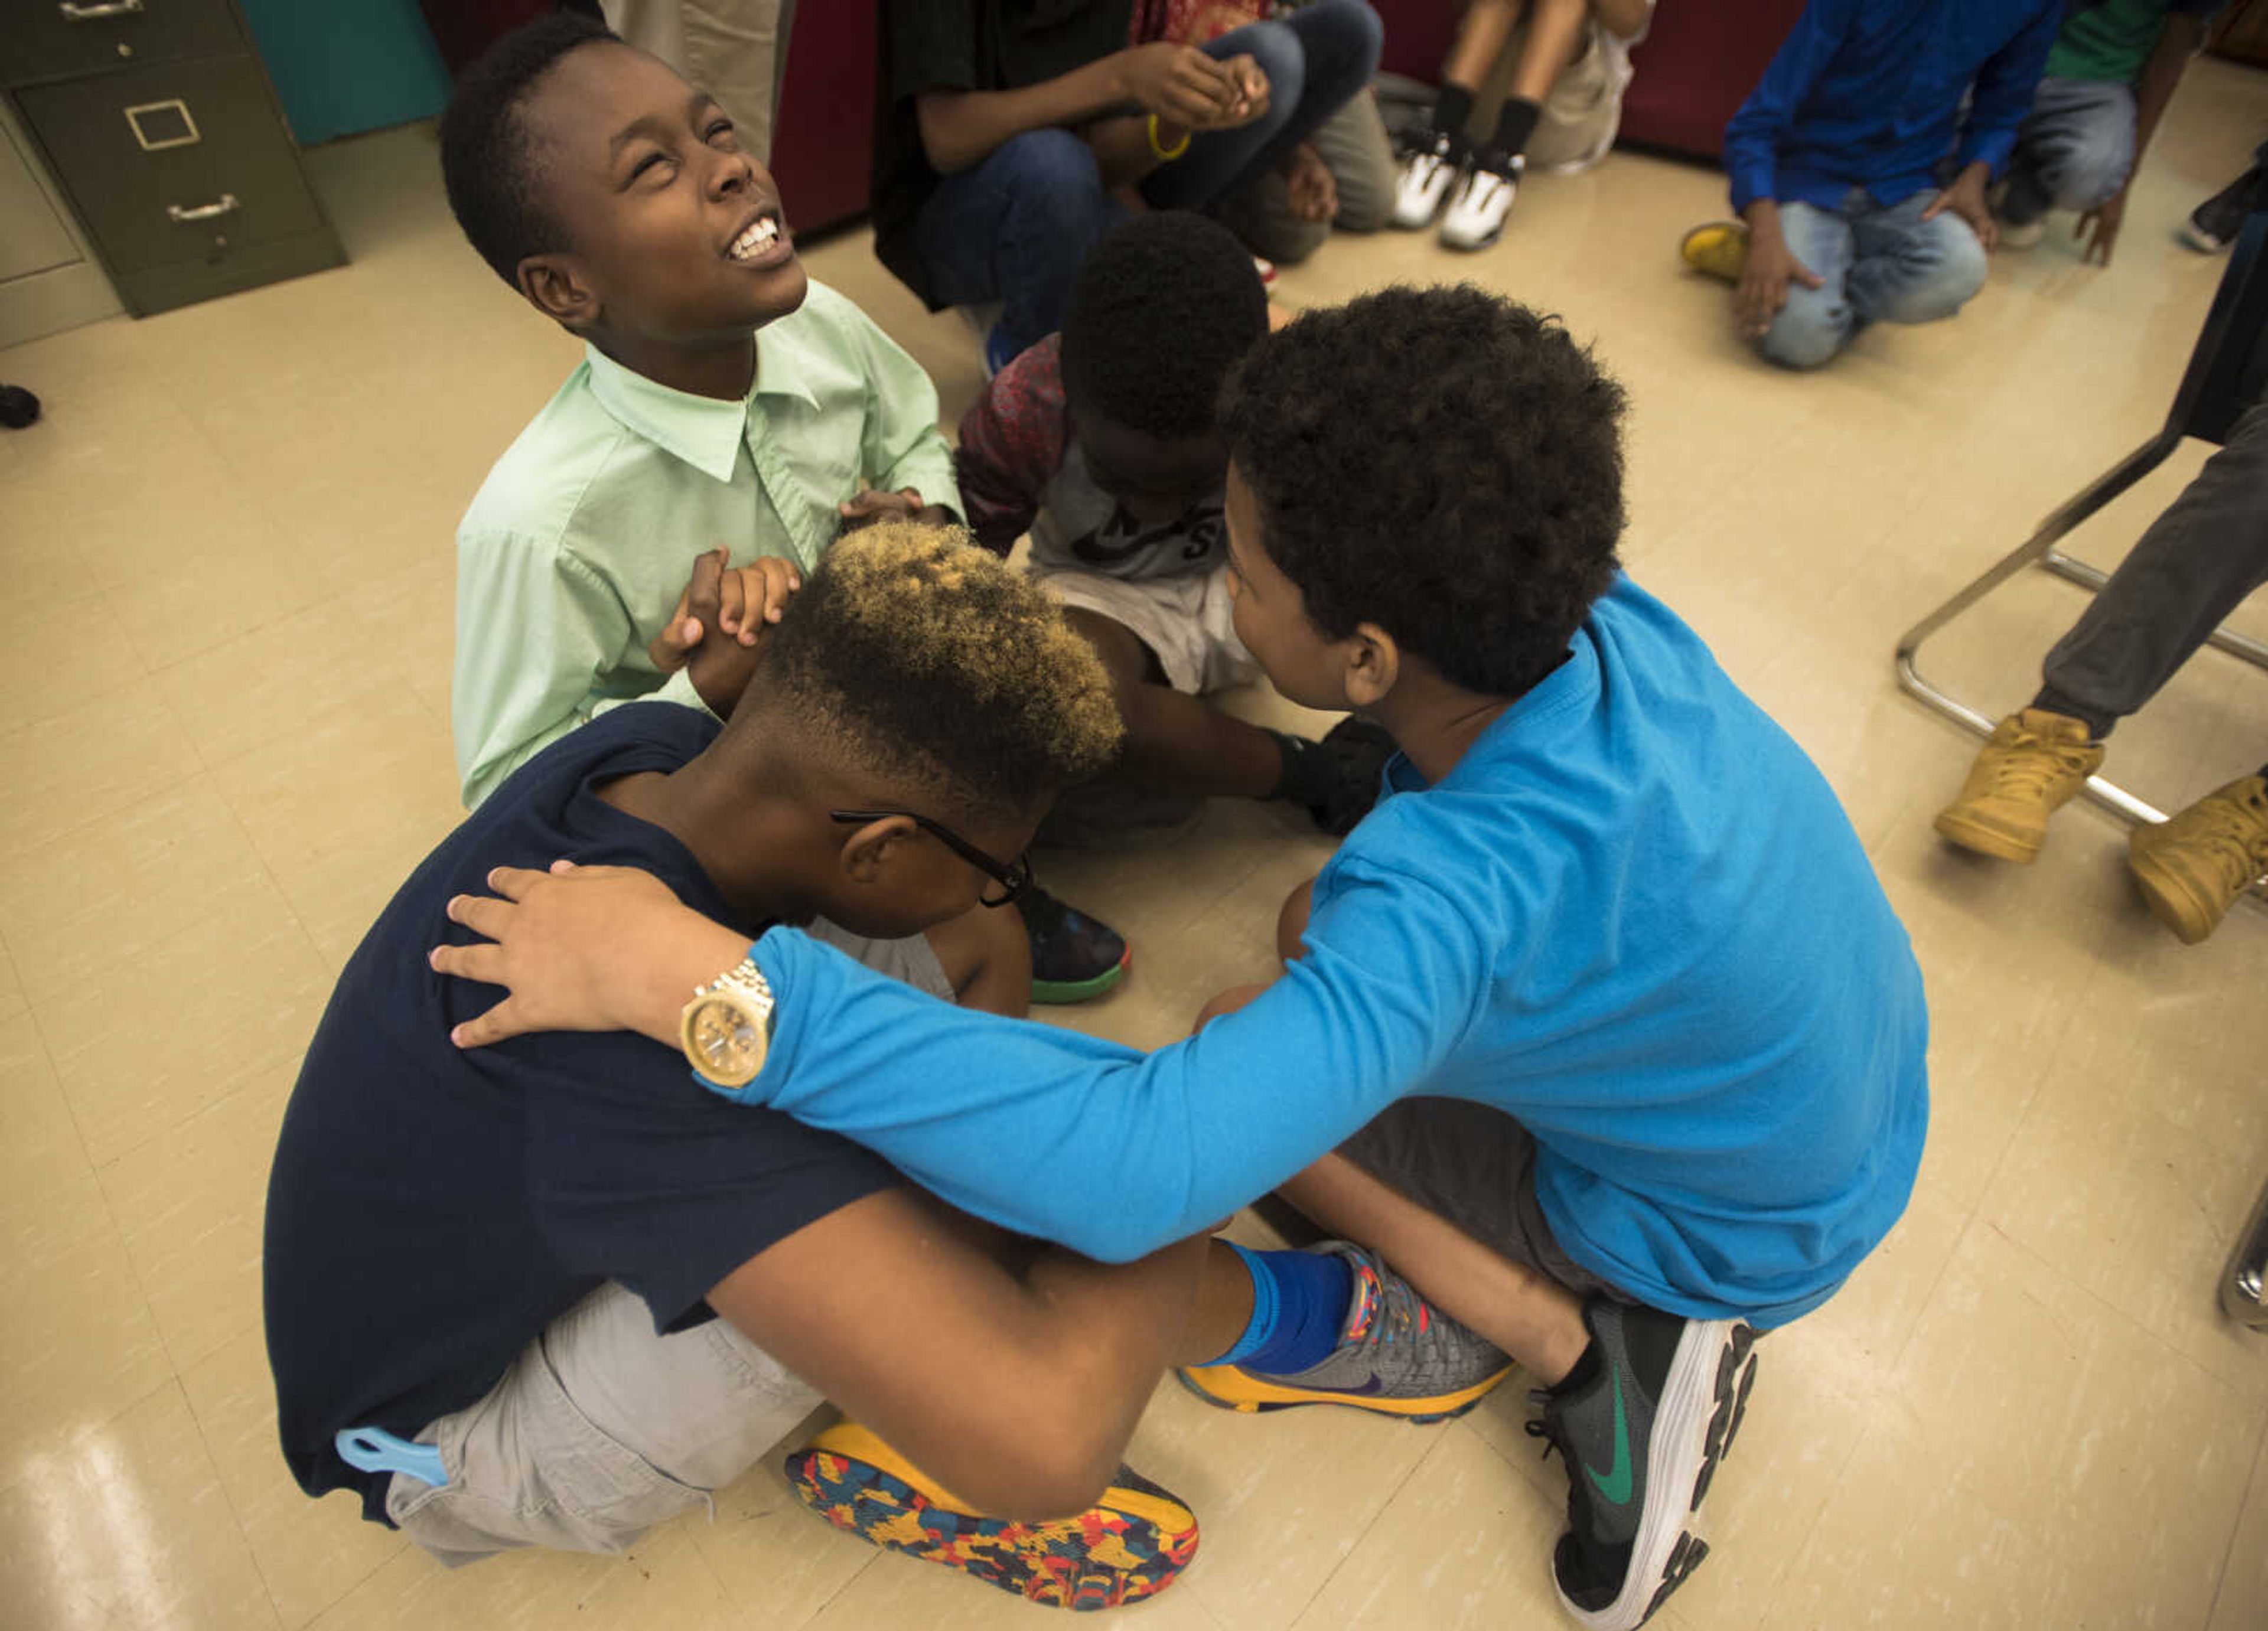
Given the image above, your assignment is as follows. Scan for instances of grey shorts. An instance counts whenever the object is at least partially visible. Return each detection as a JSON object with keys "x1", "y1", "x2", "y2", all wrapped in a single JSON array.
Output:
[
  {"x1": 1338, "y1": 1097, "x2": 1627, "y2": 1303},
  {"x1": 384, "y1": 920, "x2": 946, "y2": 1566}
]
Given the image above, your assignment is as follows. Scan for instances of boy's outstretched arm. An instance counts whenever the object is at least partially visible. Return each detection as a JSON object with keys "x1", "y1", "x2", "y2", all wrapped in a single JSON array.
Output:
[
  {"x1": 845, "y1": 302, "x2": 962, "y2": 523},
  {"x1": 1719, "y1": 0, "x2": 1856, "y2": 216},
  {"x1": 436, "y1": 860, "x2": 1485, "y2": 1260},
  {"x1": 1954, "y1": 0, "x2": 2062, "y2": 184},
  {"x1": 711, "y1": 1186, "x2": 1206, "y2": 1519},
  {"x1": 953, "y1": 343, "x2": 1067, "y2": 553}
]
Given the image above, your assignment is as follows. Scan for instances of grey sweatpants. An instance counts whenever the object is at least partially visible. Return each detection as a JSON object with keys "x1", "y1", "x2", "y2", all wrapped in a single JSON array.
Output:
[{"x1": 2035, "y1": 402, "x2": 2268, "y2": 751}]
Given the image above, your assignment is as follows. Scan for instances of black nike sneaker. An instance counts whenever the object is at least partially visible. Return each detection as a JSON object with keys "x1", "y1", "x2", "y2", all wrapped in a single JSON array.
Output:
[
  {"x1": 1524, "y1": 1300, "x2": 1758, "y2": 1630},
  {"x1": 1016, "y1": 883, "x2": 1130, "y2": 1004}
]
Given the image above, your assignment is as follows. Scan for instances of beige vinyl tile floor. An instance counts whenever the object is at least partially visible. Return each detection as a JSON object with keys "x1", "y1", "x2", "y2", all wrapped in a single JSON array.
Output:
[{"x1": 4, "y1": 56, "x2": 2268, "y2": 1631}]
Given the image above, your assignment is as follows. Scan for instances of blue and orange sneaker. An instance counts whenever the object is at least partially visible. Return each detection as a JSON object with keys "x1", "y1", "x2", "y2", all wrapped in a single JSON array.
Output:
[
  {"x1": 785, "y1": 1421, "x2": 1198, "y2": 1611},
  {"x1": 1178, "y1": 1241, "x2": 1514, "y2": 1423}
]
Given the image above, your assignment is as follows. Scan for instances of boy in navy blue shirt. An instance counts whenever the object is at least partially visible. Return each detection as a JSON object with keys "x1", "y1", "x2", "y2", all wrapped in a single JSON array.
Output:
[
  {"x1": 436, "y1": 291, "x2": 1930, "y2": 1629},
  {"x1": 1678, "y1": 0, "x2": 2061, "y2": 369},
  {"x1": 263, "y1": 526, "x2": 1208, "y2": 1609}
]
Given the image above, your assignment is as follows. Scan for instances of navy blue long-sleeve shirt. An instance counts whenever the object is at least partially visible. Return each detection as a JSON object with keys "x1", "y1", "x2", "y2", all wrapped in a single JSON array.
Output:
[{"x1": 1723, "y1": 0, "x2": 2063, "y2": 216}]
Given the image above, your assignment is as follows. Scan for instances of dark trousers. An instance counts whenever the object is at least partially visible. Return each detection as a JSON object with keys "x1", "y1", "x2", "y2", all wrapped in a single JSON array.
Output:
[
  {"x1": 2035, "y1": 402, "x2": 2268, "y2": 756},
  {"x1": 909, "y1": 0, "x2": 1382, "y2": 355}
]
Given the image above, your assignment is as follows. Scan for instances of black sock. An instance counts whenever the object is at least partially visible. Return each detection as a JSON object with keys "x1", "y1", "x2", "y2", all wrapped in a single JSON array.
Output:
[
  {"x1": 1548, "y1": 1336, "x2": 1603, "y2": 1398},
  {"x1": 1432, "y1": 82, "x2": 1475, "y2": 142},
  {"x1": 1490, "y1": 96, "x2": 1542, "y2": 159},
  {"x1": 2028, "y1": 687, "x2": 2115, "y2": 741}
]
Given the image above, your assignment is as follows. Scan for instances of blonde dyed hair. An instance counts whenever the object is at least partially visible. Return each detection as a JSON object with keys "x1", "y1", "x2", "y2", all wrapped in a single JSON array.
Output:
[{"x1": 751, "y1": 520, "x2": 1122, "y2": 818}]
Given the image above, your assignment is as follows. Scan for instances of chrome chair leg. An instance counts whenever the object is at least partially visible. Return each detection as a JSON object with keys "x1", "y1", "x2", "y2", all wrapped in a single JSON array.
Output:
[
  {"x1": 2221, "y1": 1173, "x2": 2268, "y2": 1332},
  {"x1": 1895, "y1": 432, "x2": 2187, "y2": 827},
  {"x1": 1896, "y1": 427, "x2": 2268, "y2": 857}
]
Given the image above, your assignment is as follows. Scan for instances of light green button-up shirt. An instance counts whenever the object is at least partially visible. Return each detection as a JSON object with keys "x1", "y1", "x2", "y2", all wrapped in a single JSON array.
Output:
[{"x1": 452, "y1": 280, "x2": 960, "y2": 809}]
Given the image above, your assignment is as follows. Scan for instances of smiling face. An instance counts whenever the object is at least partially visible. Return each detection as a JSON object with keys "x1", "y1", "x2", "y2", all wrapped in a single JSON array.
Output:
[{"x1": 514, "y1": 43, "x2": 807, "y2": 361}]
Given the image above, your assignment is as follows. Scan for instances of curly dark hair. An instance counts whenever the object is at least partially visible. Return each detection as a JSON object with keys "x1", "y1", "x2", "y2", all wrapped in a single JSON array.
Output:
[
  {"x1": 1061, "y1": 211, "x2": 1269, "y2": 436},
  {"x1": 1219, "y1": 286, "x2": 1627, "y2": 697},
  {"x1": 438, "y1": 13, "x2": 615, "y2": 288},
  {"x1": 742, "y1": 521, "x2": 1122, "y2": 823}
]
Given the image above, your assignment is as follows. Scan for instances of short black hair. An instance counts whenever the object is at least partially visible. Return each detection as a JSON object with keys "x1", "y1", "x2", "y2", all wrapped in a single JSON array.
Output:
[
  {"x1": 1220, "y1": 286, "x2": 1627, "y2": 697},
  {"x1": 744, "y1": 521, "x2": 1122, "y2": 823},
  {"x1": 439, "y1": 13, "x2": 615, "y2": 287},
  {"x1": 1061, "y1": 211, "x2": 1269, "y2": 438}
]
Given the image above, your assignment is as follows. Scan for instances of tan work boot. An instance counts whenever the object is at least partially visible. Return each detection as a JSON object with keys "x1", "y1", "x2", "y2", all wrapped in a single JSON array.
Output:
[
  {"x1": 2127, "y1": 775, "x2": 2268, "y2": 944},
  {"x1": 1679, "y1": 220, "x2": 1749, "y2": 283},
  {"x1": 1933, "y1": 709, "x2": 2106, "y2": 863}
]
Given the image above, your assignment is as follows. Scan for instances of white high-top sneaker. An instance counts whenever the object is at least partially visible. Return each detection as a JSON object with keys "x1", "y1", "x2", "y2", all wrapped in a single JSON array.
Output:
[
  {"x1": 1439, "y1": 152, "x2": 1524, "y2": 252},
  {"x1": 1391, "y1": 130, "x2": 1465, "y2": 230}
]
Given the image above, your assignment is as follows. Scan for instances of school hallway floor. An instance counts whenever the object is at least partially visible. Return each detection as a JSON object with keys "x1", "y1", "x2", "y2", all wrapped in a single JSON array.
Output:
[{"x1": 4, "y1": 57, "x2": 2267, "y2": 1631}]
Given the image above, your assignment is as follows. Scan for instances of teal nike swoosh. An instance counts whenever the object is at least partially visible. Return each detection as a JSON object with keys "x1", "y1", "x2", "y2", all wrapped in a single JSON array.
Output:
[{"x1": 1582, "y1": 1373, "x2": 1632, "y2": 1506}]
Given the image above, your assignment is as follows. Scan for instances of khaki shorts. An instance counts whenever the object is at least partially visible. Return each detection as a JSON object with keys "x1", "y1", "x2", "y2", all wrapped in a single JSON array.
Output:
[
  {"x1": 1034, "y1": 565, "x2": 1260, "y2": 697},
  {"x1": 384, "y1": 920, "x2": 947, "y2": 1567}
]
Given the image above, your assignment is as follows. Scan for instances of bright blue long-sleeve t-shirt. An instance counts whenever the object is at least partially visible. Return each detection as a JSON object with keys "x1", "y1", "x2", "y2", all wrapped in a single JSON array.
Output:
[
  {"x1": 1722, "y1": 0, "x2": 2062, "y2": 216},
  {"x1": 741, "y1": 578, "x2": 1930, "y2": 1328}
]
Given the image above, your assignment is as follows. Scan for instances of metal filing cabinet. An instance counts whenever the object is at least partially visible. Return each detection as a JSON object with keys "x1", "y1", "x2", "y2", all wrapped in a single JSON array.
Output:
[{"x1": 0, "y1": 0, "x2": 344, "y2": 317}]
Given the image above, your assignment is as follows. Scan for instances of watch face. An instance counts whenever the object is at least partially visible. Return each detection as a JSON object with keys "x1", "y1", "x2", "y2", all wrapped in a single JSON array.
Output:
[{"x1": 687, "y1": 996, "x2": 765, "y2": 1082}]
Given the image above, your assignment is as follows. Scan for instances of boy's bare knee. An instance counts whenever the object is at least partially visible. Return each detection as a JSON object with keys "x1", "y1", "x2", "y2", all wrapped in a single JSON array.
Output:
[
  {"x1": 928, "y1": 903, "x2": 1031, "y2": 1016},
  {"x1": 1277, "y1": 875, "x2": 1316, "y2": 964},
  {"x1": 1194, "y1": 981, "x2": 1270, "y2": 1033},
  {"x1": 1061, "y1": 606, "x2": 1151, "y2": 707}
]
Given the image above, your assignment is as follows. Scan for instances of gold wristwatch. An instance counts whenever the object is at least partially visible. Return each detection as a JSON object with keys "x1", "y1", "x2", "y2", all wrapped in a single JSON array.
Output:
[{"x1": 679, "y1": 951, "x2": 774, "y2": 1091}]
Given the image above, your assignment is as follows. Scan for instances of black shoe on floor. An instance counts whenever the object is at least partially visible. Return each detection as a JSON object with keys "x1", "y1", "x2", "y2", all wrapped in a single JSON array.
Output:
[
  {"x1": 1016, "y1": 884, "x2": 1130, "y2": 1004},
  {"x1": 2183, "y1": 164, "x2": 2263, "y2": 254},
  {"x1": 1524, "y1": 1301, "x2": 1758, "y2": 1631},
  {"x1": 1272, "y1": 717, "x2": 1398, "y2": 836}
]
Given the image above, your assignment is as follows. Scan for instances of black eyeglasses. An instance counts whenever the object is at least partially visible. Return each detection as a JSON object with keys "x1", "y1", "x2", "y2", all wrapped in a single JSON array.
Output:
[{"x1": 829, "y1": 809, "x2": 1033, "y2": 909}]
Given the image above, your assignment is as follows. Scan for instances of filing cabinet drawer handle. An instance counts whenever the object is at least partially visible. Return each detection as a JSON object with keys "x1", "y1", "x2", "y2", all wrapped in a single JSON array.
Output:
[
  {"x1": 59, "y1": 0, "x2": 146, "y2": 19},
  {"x1": 167, "y1": 194, "x2": 239, "y2": 223}
]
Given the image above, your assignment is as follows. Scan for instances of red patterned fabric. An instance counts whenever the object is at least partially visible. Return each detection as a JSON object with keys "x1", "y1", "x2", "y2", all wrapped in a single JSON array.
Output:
[
  {"x1": 1128, "y1": 0, "x2": 1272, "y2": 47},
  {"x1": 953, "y1": 336, "x2": 1073, "y2": 554}
]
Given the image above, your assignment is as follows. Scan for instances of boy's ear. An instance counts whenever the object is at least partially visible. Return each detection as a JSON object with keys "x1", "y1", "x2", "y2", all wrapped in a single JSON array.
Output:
[
  {"x1": 836, "y1": 815, "x2": 917, "y2": 887},
  {"x1": 518, "y1": 254, "x2": 599, "y2": 332},
  {"x1": 1340, "y1": 622, "x2": 1400, "y2": 710}
]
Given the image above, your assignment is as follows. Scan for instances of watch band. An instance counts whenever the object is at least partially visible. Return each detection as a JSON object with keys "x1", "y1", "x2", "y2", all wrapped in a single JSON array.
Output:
[{"x1": 686, "y1": 944, "x2": 773, "y2": 1101}]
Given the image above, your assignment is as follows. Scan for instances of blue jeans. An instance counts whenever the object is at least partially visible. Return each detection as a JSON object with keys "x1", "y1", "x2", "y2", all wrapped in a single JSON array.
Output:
[
  {"x1": 2002, "y1": 76, "x2": 2135, "y2": 226},
  {"x1": 1759, "y1": 190, "x2": 1989, "y2": 371},
  {"x1": 910, "y1": 0, "x2": 1381, "y2": 355}
]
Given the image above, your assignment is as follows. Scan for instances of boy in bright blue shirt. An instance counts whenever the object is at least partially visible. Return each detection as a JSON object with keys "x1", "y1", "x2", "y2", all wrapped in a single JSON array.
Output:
[
  {"x1": 1678, "y1": 0, "x2": 2061, "y2": 369},
  {"x1": 436, "y1": 289, "x2": 1929, "y2": 1631}
]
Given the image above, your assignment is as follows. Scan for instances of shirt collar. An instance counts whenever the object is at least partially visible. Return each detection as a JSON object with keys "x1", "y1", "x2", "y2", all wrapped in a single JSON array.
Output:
[{"x1": 581, "y1": 328, "x2": 824, "y2": 485}]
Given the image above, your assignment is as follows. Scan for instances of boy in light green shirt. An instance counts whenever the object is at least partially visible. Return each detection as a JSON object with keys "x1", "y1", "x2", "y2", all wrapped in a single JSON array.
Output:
[
  {"x1": 451, "y1": 291, "x2": 956, "y2": 809},
  {"x1": 440, "y1": 14, "x2": 1132, "y2": 1000}
]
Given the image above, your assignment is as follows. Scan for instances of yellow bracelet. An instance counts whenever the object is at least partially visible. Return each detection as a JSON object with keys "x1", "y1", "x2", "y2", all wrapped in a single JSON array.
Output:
[{"x1": 1147, "y1": 113, "x2": 1191, "y2": 162}]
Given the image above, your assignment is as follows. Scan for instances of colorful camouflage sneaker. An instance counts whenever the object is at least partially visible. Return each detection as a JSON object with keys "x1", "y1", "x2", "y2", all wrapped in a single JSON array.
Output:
[
  {"x1": 2127, "y1": 774, "x2": 2268, "y2": 944},
  {"x1": 1178, "y1": 1241, "x2": 1513, "y2": 1423},
  {"x1": 1933, "y1": 707, "x2": 2105, "y2": 863},
  {"x1": 1679, "y1": 221, "x2": 1749, "y2": 283},
  {"x1": 1018, "y1": 884, "x2": 1131, "y2": 1004},
  {"x1": 786, "y1": 1421, "x2": 1198, "y2": 1611},
  {"x1": 1526, "y1": 1301, "x2": 1758, "y2": 1631}
]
